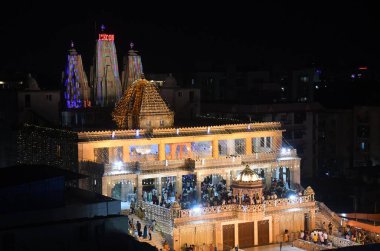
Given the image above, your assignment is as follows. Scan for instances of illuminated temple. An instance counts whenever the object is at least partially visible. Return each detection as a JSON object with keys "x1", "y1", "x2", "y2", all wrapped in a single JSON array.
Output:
[
  {"x1": 19, "y1": 117, "x2": 317, "y2": 250},
  {"x1": 18, "y1": 35, "x2": 321, "y2": 250}
]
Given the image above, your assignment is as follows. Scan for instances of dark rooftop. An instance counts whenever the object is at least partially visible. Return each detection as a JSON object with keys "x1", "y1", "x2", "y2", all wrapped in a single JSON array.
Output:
[{"x1": 0, "y1": 164, "x2": 87, "y2": 188}]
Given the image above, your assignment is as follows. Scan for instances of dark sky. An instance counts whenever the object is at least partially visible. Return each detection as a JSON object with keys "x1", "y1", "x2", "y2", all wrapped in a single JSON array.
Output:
[{"x1": 0, "y1": 2, "x2": 378, "y2": 87}]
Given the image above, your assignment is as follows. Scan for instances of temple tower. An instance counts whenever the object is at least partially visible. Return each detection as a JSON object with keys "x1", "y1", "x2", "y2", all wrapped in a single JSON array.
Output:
[
  {"x1": 121, "y1": 42, "x2": 144, "y2": 92},
  {"x1": 93, "y1": 25, "x2": 122, "y2": 107},
  {"x1": 63, "y1": 42, "x2": 91, "y2": 108},
  {"x1": 112, "y1": 75, "x2": 174, "y2": 129}
]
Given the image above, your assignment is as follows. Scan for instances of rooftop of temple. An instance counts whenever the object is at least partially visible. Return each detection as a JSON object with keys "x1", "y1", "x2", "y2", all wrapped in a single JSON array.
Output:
[{"x1": 113, "y1": 76, "x2": 174, "y2": 129}]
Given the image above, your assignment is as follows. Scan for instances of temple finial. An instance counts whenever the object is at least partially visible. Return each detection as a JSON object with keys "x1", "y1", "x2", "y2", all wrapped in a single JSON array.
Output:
[
  {"x1": 70, "y1": 40, "x2": 74, "y2": 48},
  {"x1": 100, "y1": 24, "x2": 106, "y2": 32},
  {"x1": 130, "y1": 42, "x2": 134, "y2": 49}
]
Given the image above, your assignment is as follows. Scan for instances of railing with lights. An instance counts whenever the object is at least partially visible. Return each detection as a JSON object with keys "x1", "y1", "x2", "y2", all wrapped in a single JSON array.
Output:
[
  {"x1": 177, "y1": 194, "x2": 314, "y2": 219},
  {"x1": 192, "y1": 156, "x2": 242, "y2": 169},
  {"x1": 240, "y1": 152, "x2": 278, "y2": 162}
]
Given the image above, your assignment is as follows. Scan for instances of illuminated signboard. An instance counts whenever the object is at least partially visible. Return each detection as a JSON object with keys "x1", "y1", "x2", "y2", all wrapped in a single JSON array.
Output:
[{"x1": 99, "y1": 34, "x2": 115, "y2": 41}]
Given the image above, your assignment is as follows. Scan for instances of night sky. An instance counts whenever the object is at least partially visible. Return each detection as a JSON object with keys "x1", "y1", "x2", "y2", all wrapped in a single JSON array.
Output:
[{"x1": 0, "y1": 2, "x2": 378, "y2": 87}]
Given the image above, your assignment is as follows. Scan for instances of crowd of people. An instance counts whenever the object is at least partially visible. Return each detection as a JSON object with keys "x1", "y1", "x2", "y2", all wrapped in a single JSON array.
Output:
[
  {"x1": 200, "y1": 176, "x2": 228, "y2": 207},
  {"x1": 342, "y1": 225, "x2": 375, "y2": 244},
  {"x1": 299, "y1": 229, "x2": 331, "y2": 246},
  {"x1": 265, "y1": 178, "x2": 294, "y2": 199}
]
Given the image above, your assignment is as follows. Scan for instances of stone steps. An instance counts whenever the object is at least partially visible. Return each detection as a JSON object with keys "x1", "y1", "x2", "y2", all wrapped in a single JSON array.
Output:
[{"x1": 127, "y1": 213, "x2": 166, "y2": 250}]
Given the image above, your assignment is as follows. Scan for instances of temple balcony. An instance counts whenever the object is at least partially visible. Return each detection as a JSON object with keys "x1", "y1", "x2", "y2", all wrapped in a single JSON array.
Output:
[{"x1": 169, "y1": 194, "x2": 315, "y2": 225}]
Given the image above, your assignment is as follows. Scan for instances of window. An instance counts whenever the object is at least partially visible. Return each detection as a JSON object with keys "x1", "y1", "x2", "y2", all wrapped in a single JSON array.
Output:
[
  {"x1": 160, "y1": 120, "x2": 164, "y2": 127},
  {"x1": 146, "y1": 121, "x2": 151, "y2": 127},
  {"x1": 25, "y1": 94, "x2": 31, "y2": 108},
  {"x1": 94, "y1": 148, "x2": 109, "y2": 163},
  {"x1": 260, "y1": 137, "x2": 265, "y2": 147},
  {"x1": 178, "y1": 91, "x2": 182, "y2": 97},
  {"x1": 266, "y1": 137, "x2": 271, "y2": 148},
  {"x1": 189, "y1": 91, "x2": 194, "y2": 102}
]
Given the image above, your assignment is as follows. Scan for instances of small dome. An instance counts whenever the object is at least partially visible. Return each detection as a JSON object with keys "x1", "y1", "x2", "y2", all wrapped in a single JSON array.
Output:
[
  {"x1": 235, "y1": 165, "x2": 262, "y2": 182},
  {"x1": 170, "y1": 201, "x2": 181, "y2": 210},
  {"x1": 304, "y1": 186, "x2": 315, "y2": 196},
  {"x1": 25, "y1": 73, "x2": 40, "y2": 90}
]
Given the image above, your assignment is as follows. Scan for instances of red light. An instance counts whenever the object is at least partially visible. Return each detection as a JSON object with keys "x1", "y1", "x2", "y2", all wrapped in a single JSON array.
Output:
[
  {"x1": 359, "y1": 66, "x2": 368, "y2": 70},
  {"x1": 99, "y1": 34, "x2": 115, "y2": 41}
]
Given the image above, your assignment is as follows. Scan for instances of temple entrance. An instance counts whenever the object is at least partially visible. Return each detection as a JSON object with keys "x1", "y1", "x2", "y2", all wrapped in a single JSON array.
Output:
[
  {"x1": 181, "y1": 174, "x2": 197, "y2": 209},
  {"x1": 201, "y1": 174, "x2": 228, "y2": 206},
  {"x1": 258, "y1": 220, "x2": 270, "y2": 245},
  {"x1": 223, "y1": 224, "x2": 235, "y2": 251},
  {"x1": 161, "y1": 176, "x2": 176, "y2": 204},
  {"x1": 276, "y1": 166, "x2": 291, "y2": 189},
  {"x1": 238, "y1": 222, "x2": 254, "y2": 248},
  {"x1": 111, "y1": 180, "x2": 136, "y2": 202},
  {"x1": 304, "y1": 213, "x2": 310, "y2": 232},
  {"x1": 142, "y1": 178, "x2": 158, "y2": 204}
]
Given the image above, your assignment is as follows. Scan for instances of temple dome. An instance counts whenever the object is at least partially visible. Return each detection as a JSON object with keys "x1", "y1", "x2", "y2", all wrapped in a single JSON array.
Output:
[
  {"x1": 112, "y1": 76, "x2": 174, "y2": 129},
  {"x1": 235, "y1": 165, "x2": 262, "y2": 182}
]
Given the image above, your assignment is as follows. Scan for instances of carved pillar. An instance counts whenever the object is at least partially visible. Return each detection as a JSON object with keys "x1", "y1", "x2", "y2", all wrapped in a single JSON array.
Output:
[
  {"x1": 176, "y1": 174, "x2": 182, "y2": 200},
  {"x1": 137, "y1": 176, "x2": 143, "y2": 202},
  {"x1": 234, "y1": 223, "x2": 239, "y2": 247},
  {"x1": 212, "y1": 139, "x2": 219, "y2": 159},
  {"x1": 157, "y1": 176, "x2": 162, "y2": 200},
  {"x1": 215, "y1": 223, "x2": 222, "y2": 251},
  {"x1": 265, "y1": 168, "x2": 272, "y2": 190},
  {"x1": 171, "y1": 144, "x2": 176, "y2": 160},
  {"x1": 245, "y1": 137, "x2": 252, "y2": 155},
  {"x1": 310, "y1": 209, "x2": 316, "y2": 230},
  {"x1": 158, "y1": 142, "x2": 165, "y2": 161},
  {"x1": 254, "y1": 221, "x2": 258, "y2": 246},
  {"x1": 225, "y1": 171, "x2": 231, "y2": 190},
  {"x1": 196, "y1": 173, "x2": 202, "y2": 202}
]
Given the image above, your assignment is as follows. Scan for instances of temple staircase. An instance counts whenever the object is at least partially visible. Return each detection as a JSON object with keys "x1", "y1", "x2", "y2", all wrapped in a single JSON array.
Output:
[
  {"x1": 122, "y1": 211, "x2": 166, "y2": 250},
  {"x1": 316, "y1": 201, "x2": 341, "y2": 236}
]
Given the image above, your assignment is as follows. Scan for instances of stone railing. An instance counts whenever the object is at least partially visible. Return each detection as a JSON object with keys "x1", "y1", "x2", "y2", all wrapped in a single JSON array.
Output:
[
  {"x1": 318, "y1": 202, "x2": 341, "y2": 227},
  {"x1": 192, "y1": 156, "x2": 242, "y2": 169},
  {"x1": 241, "y1": 152, "x2": 278, "y2": 162},
  {"x1": 137, "y1": 159, "x2": 188, "y2": 171},
  {"x1": 104, "y1": 159, "x2": 189, "y2": 175},
  {"x1": 138, "y1": 201, "x2": 174, "y2": 235},
  {"x1": 235, "y1": 203, "x2": 265, "y2": 213},
  {"x1": 328, "y1": 235, "x2": 361, "y2": 248},
  {"x1": 177, "y1": 195, "x2": 314, "y2": 219},
  {"x1": 265, "y1": 194, "x2": 314, "y2": 208},
  {"x1": 178, "y1": 204, "x2": 237, "y2": 218},
  {"x1": 293, "y1": 239, "x2": 331, "y2": 250}
]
